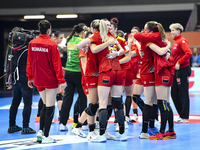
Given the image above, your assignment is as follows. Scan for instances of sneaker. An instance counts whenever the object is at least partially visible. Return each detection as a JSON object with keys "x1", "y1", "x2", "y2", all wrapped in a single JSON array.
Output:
[
  {"x1": 8, "y1": 125, "x2": 22, "y2": 133},
  {"x1": 91, "y1": 134, "x2": 107, "y2": 143},
  {"x1": 175, "y1": 117, "x2": 182, "y2": 122},
  {"x1": 35, "y1": 116, "x2": 40, "y2": 123},
  {"x1": 149, "y1": 132, "x2": 167, "y2": 140},
  {"x1": 176, "y1": 118, "x2": 189, "y2": 123},
  {"x1": 60, "y1": 123, "x2": 68, "y2": 131},
  {"x1": 115, "y1": 123, "x2": 119, "y2": 132},
  {"x1": 114, "y1": 132, "x2": 127, "y2": 141},
  {"x1": 148, "y1": 127, "x2": 159, "y2": 136},
  {"x1": 139, "y1": 132, "x2": 150, "y2": 139},
  {"x1": 42, "y1": 136, "x2": 56, "y2": 144},
  {"x1": 125, "y1": 116, "x2": 135, "y2": 124},
  {"x1": 105, "y1": 131, "x2": 115, "y2": 140},
  {"x1": 72, "y1": 123, "x2": 77, "y2": 129},
  {"x1": 82, "y1": 125, "x2": 89, "y2": 131},
  {"x1": 166, "y1": 131, "x2": 177, "y2": 139},
  {"x1": 125, "y1": 121, "x2": 128, "y2": 129},
  {"x1": 36, "y1": 130, "x2": 44, "y2": 142},
  {"x1": 132, "y1": 114, "x2": 138, "y2": 121},
  {"x1": 87, "y1": 130, "x2": 98, "y2": 141},
  {"x1": 95, "y1": 121, "x2": 99, "y2": 129},
  {"x1": 71, "y1": 127, "x2": 87, "y2": 138},
  {"x1": 21, "y1": 127, "x2": 36, "y2": 134}
]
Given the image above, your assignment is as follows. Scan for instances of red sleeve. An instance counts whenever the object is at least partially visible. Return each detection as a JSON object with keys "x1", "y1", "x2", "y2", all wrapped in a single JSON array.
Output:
[
  {"x1": 79, "y1": 48, "x2": 87, "y2": 58},
  {"x1": 178, "y1": 40, "x2": 192, "y2": 65},
  {"x1": 134, "y1": 33, "x2": 157, "y2": 43},
  {"x1": 26, "y1": 43, "x2": 34, "y2": 81},
  {"x1": 51, "y1": 44, "x2": 66, "y2": 84},
  {"x1": 88, "y1": 33, "x2": 99, "y2": 43}
]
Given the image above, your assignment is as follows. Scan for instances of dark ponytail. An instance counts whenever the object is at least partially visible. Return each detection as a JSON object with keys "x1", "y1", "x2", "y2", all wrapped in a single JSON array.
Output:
[
  {"x1": 67, "y1": 24, "x2": 85, "y2": 43},
  {"x1": 146, "y1": 21, "x2": 166, "y2": 41}
]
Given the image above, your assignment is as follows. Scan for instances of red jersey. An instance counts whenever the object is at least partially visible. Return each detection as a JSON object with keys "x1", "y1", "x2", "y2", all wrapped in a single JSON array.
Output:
[
  {"x1": 125, "y1": 43, "x2": 139, "y2": 74},
  {"x1": 134, "y1": 33, "x2": 154, "y2": 75},
  {"x1": 172, "y1": 35, "x2": 192, "y2": 69},
  {"x1": 26, "y1": 34, "x2": 65, "y2": 87},
  {"x1": 85, "y1": 48, "x2": 99, "y2": 77},
  {"x1": 117, "y1": 36, "x2": 130, "y2": 72},
  {"x1": 89, "y1": 31, "x2": 121, "y2": 73}
]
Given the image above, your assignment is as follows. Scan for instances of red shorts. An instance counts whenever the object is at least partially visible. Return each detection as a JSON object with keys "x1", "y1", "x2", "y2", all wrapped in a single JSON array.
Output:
[
  {"x1": 37, "y1": 85, "x2": 58, "y2": 92},
  {"x1": 98, "y1": 70, "x2": 123, "y2": 87},
  {"x1": 85, "y1": 76, "x2": 98, "y2": 89},
  {"x1": 155, "y1": 68, "x2": 173, "y2": 87},
  {"x1": 135, "y1": 78, "x2": 143, "y2": 85},
  {"x1": 123, "y1": 70, "x2": 135, "y2": 86},
  {"x1": 140, "y1": 73, "x2": 155, "y2": 87}
]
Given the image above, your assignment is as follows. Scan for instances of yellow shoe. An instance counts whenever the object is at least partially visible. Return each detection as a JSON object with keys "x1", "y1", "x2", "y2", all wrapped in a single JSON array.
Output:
[
  {"x1": 72, "y1": 123, "x2": 77, "y2": 129},
  {"x1": 35, "y1": 116, "x2": 40, "y2": 123}
]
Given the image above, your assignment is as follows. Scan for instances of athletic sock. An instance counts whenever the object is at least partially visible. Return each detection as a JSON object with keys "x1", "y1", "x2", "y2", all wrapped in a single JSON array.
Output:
[{"x1": 142, "y1": 104, "x2": 152, "y2": 133}]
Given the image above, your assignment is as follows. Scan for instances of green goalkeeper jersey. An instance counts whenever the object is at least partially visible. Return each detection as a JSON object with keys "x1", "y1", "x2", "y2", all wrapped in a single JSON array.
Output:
[{"x1": 65, "y1": 35, "x2": 82, "y2": 72}]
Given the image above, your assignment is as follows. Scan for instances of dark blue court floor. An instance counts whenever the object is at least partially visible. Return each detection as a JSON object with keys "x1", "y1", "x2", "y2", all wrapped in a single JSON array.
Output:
[{"x1": 0, "y1": 91, "x2": 200, "y2": 150}]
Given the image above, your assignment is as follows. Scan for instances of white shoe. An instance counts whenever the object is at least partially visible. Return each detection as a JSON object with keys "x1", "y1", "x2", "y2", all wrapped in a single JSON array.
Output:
[
  {"x1": 176, "y1": 118, "x2": 189, "y2": 123},
  {"x1": 60, "y1": 123, "x2": 68, "y2": 131},
  {"x1": 139, "y1": 132, "x2": 150, "y2": 139},
  {"x1": 82, "y1": 125, "x2": 89, "y2": 131},
  {"x1": 87, "y1": 130, "x2": 98, "y2": 141},
  {"x1": 114, "y1": 132, "x2": 127, "y2": 141},
  {"x1": 95, "y1": 121, "x2": 99, "y2": 129},
  {"x1": 36, "y1": 130, "x2": 44, "y2": 142},
  {"x1": 91, "y1": 134, "x2": 107, "y2": 143},
  {"x1": 132, "y1": 114, "x2": 138, "y2": 121},
  {"x1": 115, "y1": 123, "x2": 119, "y2": 132},
  {"x1": 105, "y1": 131, "x2": 115, "y2": 140},
  {"x1": 71, "y1": 127, "x2": 87, "y2": 138},
  {"x1": 125, "y1": 121, "x2": 128, "y2": 129},
  {"x1": 175, "y1": 117, "x2": 182, "y2": 122},
  {"x1": 125, "y1": 116, "x2": 135, "y2": 123},
  {"x1": 42, "y1": 136, "x2": 56, "y2": 144}
]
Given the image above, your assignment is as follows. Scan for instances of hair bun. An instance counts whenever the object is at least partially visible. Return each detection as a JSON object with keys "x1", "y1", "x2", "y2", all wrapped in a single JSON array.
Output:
[{"x1": 111, "y1": 18, "x2": 119, "y2": 25}]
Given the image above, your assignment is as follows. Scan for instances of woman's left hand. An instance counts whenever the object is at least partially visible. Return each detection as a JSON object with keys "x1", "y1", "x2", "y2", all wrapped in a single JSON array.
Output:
[{"x1": 107, "y1": 52, "x2": 119, "y2": 59}]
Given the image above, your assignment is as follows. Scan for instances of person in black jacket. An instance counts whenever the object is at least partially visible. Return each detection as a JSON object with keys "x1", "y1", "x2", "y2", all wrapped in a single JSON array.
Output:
[{"x1": 5, "y1": 27, "x2": 36, "y2": 134}]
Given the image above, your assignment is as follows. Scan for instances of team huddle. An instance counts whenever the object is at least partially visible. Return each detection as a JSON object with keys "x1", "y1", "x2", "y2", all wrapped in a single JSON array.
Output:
[{"x1": 25, "y1": 18, "x2": 192, "y2": 144}]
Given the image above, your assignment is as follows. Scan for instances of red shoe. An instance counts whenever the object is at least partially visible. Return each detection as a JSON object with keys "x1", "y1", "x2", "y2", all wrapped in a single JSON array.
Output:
[
  {"x1": 166, "y1": 131, "x2": 177, "y2": 139},
  {"x1": 149, "y1": 132, "x2": 167, "y2": 140},
  {"x1": 35, "y1": 116, "x2": 40, "y2": 123}
]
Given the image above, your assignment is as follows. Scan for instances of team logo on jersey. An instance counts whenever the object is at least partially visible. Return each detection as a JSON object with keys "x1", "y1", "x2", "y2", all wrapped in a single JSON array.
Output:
[
  {"x1": 162, "y1": 76, "x2": 169, "y2": 83},
  {"x1": 102, "y1": 76, "x2": 110, "y2": 84}
]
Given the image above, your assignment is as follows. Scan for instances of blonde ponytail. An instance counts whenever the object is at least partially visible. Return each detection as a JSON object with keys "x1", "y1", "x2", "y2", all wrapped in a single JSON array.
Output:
[{"x1": 99, "y1": 20, "x2": 108, "y2": 42}]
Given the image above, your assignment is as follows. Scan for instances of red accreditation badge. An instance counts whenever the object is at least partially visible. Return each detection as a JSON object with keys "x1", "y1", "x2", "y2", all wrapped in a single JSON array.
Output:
[
  {"x1": 162, "y1": 76, "x2": 169, "y2": 83},
  {"x1": 102, "y1": 76, "x2": 110, "y2": 84}
]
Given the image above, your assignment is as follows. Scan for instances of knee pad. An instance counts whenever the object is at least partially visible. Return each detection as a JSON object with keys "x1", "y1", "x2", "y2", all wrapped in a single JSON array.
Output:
[
  {"x1": 167, "y1": 102, "x2": 172, "y2": 111},
  {"x1": 46, "y1": 106, "x2": 55, "y2": 117},
  {"x1": 157, "y1": 100, "x2": 168, "y2": 112},
  {"x1": 56, "y1": 93, "x2": 63, "y2": 101},
  {"x1": 85, "y1": 103, "x2": 99, "y2": 116},
  {"x1": 111, "y1": 97, "x2": 123, "y2": 110}
]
